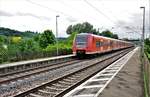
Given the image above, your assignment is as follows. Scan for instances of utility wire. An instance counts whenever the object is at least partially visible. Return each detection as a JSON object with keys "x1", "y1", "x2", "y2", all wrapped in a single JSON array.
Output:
[
  {"x1": 84, "y1": 0, "x2": 140, "y2": 34},
  {"x1": 84, "y1": 0, "x2": 115, "y2": 24},
  {"x1": 25, "y1": 0, "x2": 77, "y2": 21},
  {"x1": 57, "y1": 0, "x2": 104, "y2": 24},
  {"x1": 97, "y1": 0, "x2": 144, "y2": 34}
]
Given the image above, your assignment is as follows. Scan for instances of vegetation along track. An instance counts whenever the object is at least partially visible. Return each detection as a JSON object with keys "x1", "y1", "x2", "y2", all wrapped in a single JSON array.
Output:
[{"x1": 14, "y1": 48, "x2": 133, "y2": 97}]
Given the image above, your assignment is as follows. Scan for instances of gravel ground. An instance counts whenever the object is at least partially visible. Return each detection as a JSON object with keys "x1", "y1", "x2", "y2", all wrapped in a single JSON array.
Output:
[
  {"x1": 0, "y1": 52, "x2": 114, "y2": 97},
  {"x1": 0, "y1": 50, "x2": 128, "y2": 97},
  {"x1": 0, "y1": 60, "x2": 90, "y2": 97},
  {"x1": 98, "y1": 48, "x2": 143, "y2": 97}
]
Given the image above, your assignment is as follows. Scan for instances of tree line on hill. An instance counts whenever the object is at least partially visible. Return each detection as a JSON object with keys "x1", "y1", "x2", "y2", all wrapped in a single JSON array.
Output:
[{"x1": 0, "y1": 27, "x2": 38, "y2": 38}]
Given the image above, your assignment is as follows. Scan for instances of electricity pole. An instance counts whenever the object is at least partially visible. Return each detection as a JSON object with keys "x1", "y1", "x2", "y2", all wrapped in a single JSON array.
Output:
[
  {"x1": 149, "y1": 0, "x2": 150, "y2": 39},
  {"x1": 140, "y1": 7, "x2": 145, "y2": 57},
  {"x1": 56, "y1": 15, "x2": 59, "y2": 56}
]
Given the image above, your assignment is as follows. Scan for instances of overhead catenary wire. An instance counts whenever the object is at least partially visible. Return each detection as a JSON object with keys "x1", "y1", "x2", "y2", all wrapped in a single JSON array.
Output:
[
  {"x1": 25, "y1": 0, "x2": 78, "y2": 21},
  {"x1": 84, "y1": 0, "x2": 115, "y2": 25},
  {"x1": 83, "y1": 0, "x2": 141, "y2": 35},
  {"x1": 98, "y1": 0, "x2": 150, "y2": 36},
  {"x1": 56, "y1": 0, "x2": 102, "y2": 23},
  {"x1": 26, "y1": 0, "x2": 143, "y2": 36}
]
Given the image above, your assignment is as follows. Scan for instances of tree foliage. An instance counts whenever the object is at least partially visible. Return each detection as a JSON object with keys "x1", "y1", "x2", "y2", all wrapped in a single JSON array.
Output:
[
  {"x1": 39, "y1": 30, "x2": 56, "y2": 48},
  {"x1": 66, "y1": 22, "x2": 99, "y2": 35},
  {"x1": 145, "y1": 38, "x2": 150, "y2": 46},
  {"x1": 11, "y1": 36, "x2": 22, "y2": 44},
  {"x1": 100, "y1": 30, "x2": 118, "y2": 39},
  {"x1": 66, "y1": 32, "x2": 78, "y2": 46},
  {"x1": 0, "y1": 35, "x2": 5, "y2": 44},
  {"x1": 66, "y1": 22, "x2": 119, "y2": 39},
  {"x1": 145, "y1": 38, "x2": 150, "y2": 54}
]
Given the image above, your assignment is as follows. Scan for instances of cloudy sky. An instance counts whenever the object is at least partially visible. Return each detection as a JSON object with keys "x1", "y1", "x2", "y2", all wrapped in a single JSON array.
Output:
[{"x1": 0, "y1": 0, "x2": 149, "y2": 39}]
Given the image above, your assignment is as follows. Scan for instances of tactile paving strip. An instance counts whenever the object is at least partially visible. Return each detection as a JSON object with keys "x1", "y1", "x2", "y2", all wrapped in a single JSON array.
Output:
[{"x1": 63, "y1": 47, "x2": 138, "y2": 97}]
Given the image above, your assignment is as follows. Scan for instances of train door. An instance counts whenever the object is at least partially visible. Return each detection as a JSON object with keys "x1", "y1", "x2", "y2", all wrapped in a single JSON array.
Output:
[
  {"x1": 92, "y1": 36, "x2": 96, "y2": 53},
  {"x1": 108, "y1": 40, "x2": 111, "y2": 51},
  {"x1": 100, "y1": 38, "x2": 104, "y2": 53}
]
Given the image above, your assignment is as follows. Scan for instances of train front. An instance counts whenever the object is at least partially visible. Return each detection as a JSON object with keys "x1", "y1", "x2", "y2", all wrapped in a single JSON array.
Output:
[{"x1": 72, "y1": 33, "x2": 89, "y2": 56}]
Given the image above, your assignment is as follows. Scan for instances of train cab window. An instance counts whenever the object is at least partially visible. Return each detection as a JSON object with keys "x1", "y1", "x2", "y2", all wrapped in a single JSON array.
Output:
[
  {"x1": 75, "y1": 34, "x2": 88, "y2": 48},
  {"x1": 75, "y1": 35, "x2": 87, "y2": 43}
]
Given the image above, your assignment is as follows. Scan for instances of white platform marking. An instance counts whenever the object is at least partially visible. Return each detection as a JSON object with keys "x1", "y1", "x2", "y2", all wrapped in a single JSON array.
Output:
[
  {"x1": 78, "y1": 85, "x2": 104, "y2": 89},
  {"x1": 63, "y1": 47, "x2": 138, "y2": 97}
]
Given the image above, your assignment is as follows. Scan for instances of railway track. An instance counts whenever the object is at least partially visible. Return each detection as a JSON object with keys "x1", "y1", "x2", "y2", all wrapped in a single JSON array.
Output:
[
  {"x1": 0, "y1": 59, "x2": 83, "y2": 84},
  {"x1": 13, "y1": 48, "x2": 133, "y2": 97}
]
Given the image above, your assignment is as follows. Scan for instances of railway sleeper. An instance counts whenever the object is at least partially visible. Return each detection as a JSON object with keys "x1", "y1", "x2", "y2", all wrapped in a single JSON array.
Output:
[
  {"x1": 62, "y1": 80, "x2": 78, "y2": 85},
  {"x1": 39, "y1": 89, "x2": 57, "y2": 94},
  {"x1": 51, "y1": 84, "x2": 69, "y2": 89},
  {"x1": 64, "y1": 78, "x2": 79, "y2": 83},
  {"x1": 28, "y1": 93, "x2": 43, "y2": 97},
  {"x1": 70, "y1": 75, "x2": 81, "y2": 78},
  {"x1": 66, "y1": 77, "x2": 79, "y2": 80},
  {"x1": 36, "y1": 90, "x2": 56, "y2": 97},
  {"x1": 62, "y1": 78, "x2": 76, "y2": 83},
  {"x1": 54, "y1": 82, "x2": 71, "y2": 88},
  {"x1": 58, "y1": 81, "x2": 73, "y2": 85},
  {"x1": 42, "y1": 88, "x2": 63, "y2": 93},
  {"x1": 46, "y1": 86, "x2": 63, "y2": 92}
]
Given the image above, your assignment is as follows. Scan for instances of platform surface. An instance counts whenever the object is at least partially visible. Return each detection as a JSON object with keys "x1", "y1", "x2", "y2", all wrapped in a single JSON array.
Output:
[
  {"x1": 0, "y1": 54, "x2": 74, "y2": 68},
  {"x1": 98, "y1": 47, "x2": 143, "y2": 97},
  {"x1": 64, "y1": 48, "x2": 142, "y2": 97}
]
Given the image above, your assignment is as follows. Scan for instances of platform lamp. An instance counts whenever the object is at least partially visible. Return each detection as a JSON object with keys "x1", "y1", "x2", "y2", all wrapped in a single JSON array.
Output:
[
  {"x1": 140, "y1": 7, "x2": 145, "y2": 57},
  {"x1": 56, "y1": 15, "x2": 59, "y2": 56}
]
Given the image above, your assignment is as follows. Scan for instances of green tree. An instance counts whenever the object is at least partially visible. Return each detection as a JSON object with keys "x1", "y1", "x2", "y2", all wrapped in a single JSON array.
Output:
[
  {"x1": 101, "y1": 30, "x2": 113, "y2": 38},
  {"x1": 66, "y1": 32, "x2": 78, "y2": 46},
  {"x1": 100, "y1": 30, "x2": 118, "y2": 39},
  {"x1": 66, "y1": 22, "x2": 99, "y2": 35},
  {"x1": 0, "y1": 35, "x2": 4, "y2": 45},
  {"x1": 39, "y1": 30, "x2": 56, "y2": 48},
  {"x1": 145, "y1": 38, "x2": 150, "y2": 46},
  {"x1": 112, "y1": 34, "x2": 118, "y2": 39},
  {"x1": 145, "y1": 38, "x2": 150, "y2": 54},
  {"x1": 66, "y1": 25, "x2": 73, "y2": 34}
]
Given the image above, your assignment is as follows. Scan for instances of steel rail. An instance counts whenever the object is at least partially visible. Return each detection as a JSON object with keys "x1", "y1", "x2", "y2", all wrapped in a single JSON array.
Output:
[{"x1": 0, "y1": 59, "x2": 83, "y2": 84}]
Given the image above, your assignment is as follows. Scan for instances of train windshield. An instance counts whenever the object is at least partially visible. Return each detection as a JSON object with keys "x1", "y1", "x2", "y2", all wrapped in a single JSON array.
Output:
[{"x1": 75, "y1": 34, "x2": 88, "y2": 48}]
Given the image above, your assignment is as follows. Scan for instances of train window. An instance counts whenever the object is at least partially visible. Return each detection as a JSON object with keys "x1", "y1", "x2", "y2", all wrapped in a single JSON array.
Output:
[
  {"x1": 101, "y1": 41, "x2": 107, "y2": 46},
  {"x1": 75, "y1": 35, "x2": 87, "y2": 43},
  {"x1": 96, "y1": 41, "x2": 101, "y2": 47},
  {"x1": 75, "y1": 34, "x2": 88, "y2": 48}
]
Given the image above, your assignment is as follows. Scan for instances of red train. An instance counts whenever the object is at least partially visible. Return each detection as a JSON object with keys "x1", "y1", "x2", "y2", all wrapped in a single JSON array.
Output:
[{"x1": 72, "y1": 33, "x2": 133, "y2": 56}]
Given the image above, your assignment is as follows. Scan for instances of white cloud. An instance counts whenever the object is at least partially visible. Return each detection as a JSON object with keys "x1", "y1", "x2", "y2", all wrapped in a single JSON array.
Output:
[{"x1": 0, "y1": 0, "x2": 149, "y2": 38}]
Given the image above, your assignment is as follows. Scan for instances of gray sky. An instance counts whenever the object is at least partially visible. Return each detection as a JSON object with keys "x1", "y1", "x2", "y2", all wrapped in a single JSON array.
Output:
[{"x1": 0, "y1": 0, "x2": 149, "y2": 39}]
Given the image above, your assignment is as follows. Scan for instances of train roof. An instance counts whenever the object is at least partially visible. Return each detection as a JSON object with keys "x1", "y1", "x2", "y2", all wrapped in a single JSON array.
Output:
[{"x1": 76, "y1": 33, "x2": 132, "y2": 44}]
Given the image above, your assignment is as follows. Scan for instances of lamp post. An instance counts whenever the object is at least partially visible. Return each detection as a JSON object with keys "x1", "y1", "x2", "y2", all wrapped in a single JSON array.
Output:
[
  {"x1": 140, "y1": 7, "x2": 145, "y2": 57},
  {"x1": 56, "y1": 15, "x2": 59, "y2": 56}
]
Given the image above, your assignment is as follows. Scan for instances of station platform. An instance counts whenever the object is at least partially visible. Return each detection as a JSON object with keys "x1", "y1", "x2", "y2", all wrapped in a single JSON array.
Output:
[
  {"x1": 0, "y1": 54, "x2": 74, "y2": 69},
  {"x1": 98, "y1": 47, "x2": 143, "y2": 97},
  {"x1": 64, "y1": 47, "x2": 145, "y2": 97}
]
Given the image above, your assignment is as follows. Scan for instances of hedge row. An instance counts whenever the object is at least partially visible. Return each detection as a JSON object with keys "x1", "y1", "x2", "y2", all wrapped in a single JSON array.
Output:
[{"x1": 0, "y1": 48, "x2": 72, "y2": 64}]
